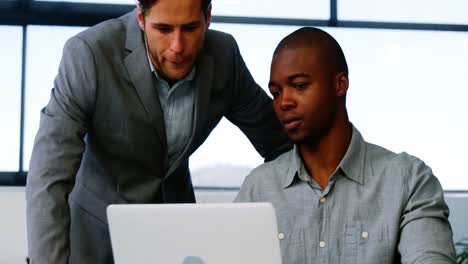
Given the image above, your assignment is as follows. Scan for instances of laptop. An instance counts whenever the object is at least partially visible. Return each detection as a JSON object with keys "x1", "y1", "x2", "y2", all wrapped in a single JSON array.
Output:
[{"x1": 107, "y1": 203, "x2": 282, "y2": 264}]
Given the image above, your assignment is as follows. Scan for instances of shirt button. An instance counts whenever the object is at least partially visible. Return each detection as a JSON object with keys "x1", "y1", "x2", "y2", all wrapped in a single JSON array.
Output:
[
  {"x1": 278, "y1": 233, "x2": 285, "y2": 240},
  {"x1": 362, "y1": 231, "x2": 369, "y2": 239},
  {"x1": 319, "y1": 241, "x2": 326, "y2": 248},
  {"x1": 319, "y1": 197, "x2": 326, "y2": 203}
]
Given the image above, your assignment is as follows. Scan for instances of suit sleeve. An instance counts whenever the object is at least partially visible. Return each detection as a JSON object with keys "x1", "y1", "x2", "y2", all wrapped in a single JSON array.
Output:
[
  {"x1": 223, "y1": 36, "x2": 292, "y2": 161},
  {"x1": 25, "y1": 36, "x2": 96, "y2": 264},
  {"x1": 398, "y1": 157, "x2": 457, "y2": 264}
]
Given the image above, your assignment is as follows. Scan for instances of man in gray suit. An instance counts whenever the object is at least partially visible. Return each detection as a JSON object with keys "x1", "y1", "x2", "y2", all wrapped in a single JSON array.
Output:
[{"x1": 25, "y1": 0, "x2": 290, "y2": 263}]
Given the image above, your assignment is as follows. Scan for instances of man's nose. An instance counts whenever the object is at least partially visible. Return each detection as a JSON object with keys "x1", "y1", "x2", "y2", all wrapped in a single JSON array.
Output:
[
  {"x1": 279, "y1": 89, "x2": 296, "y2": 110},
  {"x1": 170, "y1": 30, "x2": 184, "y2": 54}
]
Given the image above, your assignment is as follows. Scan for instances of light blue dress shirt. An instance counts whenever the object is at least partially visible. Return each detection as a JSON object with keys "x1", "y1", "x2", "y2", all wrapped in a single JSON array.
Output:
[
  {"x1": 146, "y1": 43, "x2": 195, "y2": 167},
  {"x1": 236, "y1": 126, "x2": 456, "y2": 264}
]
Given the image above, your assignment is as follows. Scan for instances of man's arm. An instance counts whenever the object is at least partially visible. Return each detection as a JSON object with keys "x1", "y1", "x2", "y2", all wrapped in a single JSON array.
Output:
[
  {"x1": 398, "y1": 156, "x2": 457, "y2": 264},
  {"x1": 223, "y1": 36, "x2": 292, "y2": 161},
  {"x1": 26, "y1": 36, "x2": 96, "y2": 264}
]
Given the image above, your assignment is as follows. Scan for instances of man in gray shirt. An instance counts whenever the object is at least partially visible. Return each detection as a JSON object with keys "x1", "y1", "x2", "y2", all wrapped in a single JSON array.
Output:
[{"x1": 235, "y1": 27, "x2": 456, "y2": 264}]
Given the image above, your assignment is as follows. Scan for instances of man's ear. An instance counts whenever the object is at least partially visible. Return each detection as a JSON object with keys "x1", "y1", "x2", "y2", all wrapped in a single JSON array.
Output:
[
  {"x1": 335, "y1": 72, "x2": 349, "y2": 97},
  {"x1": 137, "y1": 6, "x2": 145, "y2": 31},
  {"x1": 205, "y1": 3, "x2": 212, "y2": 29}
]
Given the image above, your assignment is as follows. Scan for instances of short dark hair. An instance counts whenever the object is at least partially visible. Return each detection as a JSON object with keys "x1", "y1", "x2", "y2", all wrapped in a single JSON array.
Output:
[
  {"x1": 137, "y1": 0, "x2": 212, "y2": 18},
  {"x1": 274, "y1": 27, "x2": 348, "y2": 77}
]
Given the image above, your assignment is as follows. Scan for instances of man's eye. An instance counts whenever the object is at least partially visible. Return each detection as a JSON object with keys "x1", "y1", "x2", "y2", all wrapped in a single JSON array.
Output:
[
  {"x1": 270, "y1": 90, "x2": 280, "y2": 98},
  {"x1": 294, "y1": 83, "x2": 307, "y2": 89},
  {"x1": 184, "y1": 25, "x2": 199, "y2": 32},
  {"x1": 157, "y1": 27, "x2": 172, "y2": 33}
]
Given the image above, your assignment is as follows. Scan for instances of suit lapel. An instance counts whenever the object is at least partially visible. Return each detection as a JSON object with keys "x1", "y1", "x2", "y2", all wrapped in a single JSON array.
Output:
[
  {"x1": 192, "y1": 54, "x2": 214, "y2": 143},
  {"x1": 124, "y1": 11, "x2": 167, "y2": 152}
]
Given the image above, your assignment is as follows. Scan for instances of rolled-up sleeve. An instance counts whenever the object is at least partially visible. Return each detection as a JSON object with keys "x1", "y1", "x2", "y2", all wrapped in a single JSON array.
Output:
[{"x1": 398, "y1": 157, "x2": 456, "y2": 264}]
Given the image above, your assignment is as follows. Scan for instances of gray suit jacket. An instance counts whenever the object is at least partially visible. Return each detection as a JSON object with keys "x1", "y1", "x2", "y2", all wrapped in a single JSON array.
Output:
[{"x1": 26, "y1": 10, "x2": 290, "y2": 264}]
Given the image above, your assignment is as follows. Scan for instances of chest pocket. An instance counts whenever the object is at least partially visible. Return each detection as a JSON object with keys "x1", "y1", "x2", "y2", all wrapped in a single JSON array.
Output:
[
  {"x1": 278, "y1": 228, "x2": 306, "y2": 264},
  {"x1": 343, "y1": 221, "x2": 392, "y2": 264}
]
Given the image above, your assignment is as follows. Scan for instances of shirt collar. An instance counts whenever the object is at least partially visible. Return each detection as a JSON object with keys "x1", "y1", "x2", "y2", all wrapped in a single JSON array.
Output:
[
  {"x1": 338, "y1": 125, "x2": 366, "y2": 185},
  {"x1": 281, "y1": 124, "x2": 366, "y2": 188},
  {"x1": 282, "y1": 146, "x2": 302, "y2": 188}
]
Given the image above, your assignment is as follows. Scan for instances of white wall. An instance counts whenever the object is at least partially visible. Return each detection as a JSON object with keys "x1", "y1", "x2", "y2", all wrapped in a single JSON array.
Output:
[
  {"x1": 0, "y1": 187, "x2": 27, "y2": 264},
  {"x1": 1, "y1": 187, "x2": 466, "y2": 264}
]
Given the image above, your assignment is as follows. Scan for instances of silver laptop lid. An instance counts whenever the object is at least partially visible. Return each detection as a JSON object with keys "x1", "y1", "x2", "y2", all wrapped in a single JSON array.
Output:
[{"x1": 107, "y1": 203, "x2": 282, "y2": 264}]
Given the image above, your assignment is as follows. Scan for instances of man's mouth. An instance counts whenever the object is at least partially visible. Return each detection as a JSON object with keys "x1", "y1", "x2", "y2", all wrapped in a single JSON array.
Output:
[
  {"x1": 282, "y1": 116, "x2": 302, "y2": 131},
  {"x1": 167, "y1": 59, "x2": 185, "y2": 65}
]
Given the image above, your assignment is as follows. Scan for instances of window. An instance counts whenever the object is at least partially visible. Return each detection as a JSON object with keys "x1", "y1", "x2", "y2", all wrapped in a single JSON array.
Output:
[
  {"x1": 212, "y1": 0, "x2": 329, "y2": 20},
  {"x1": 339, "y1": 0, "x2": 468, "y2": 24},
  {"x1": 327, "y1": 27, "x2": 468, "y2": 190},
  {"x1": 1, "y1": 1, "x2": 468, "y2": 190},
  {"x1": 0, "y1": 26, "x2": 22, "y2": 172},
  {"x1": 23, "y1": 26, "x2": 86, "y2": 170}
]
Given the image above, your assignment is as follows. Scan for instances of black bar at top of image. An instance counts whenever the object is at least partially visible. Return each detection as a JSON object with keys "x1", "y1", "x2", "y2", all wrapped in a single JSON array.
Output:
[{"x1": 0, "y1": 1, "x2": 135, "y2": 27}]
